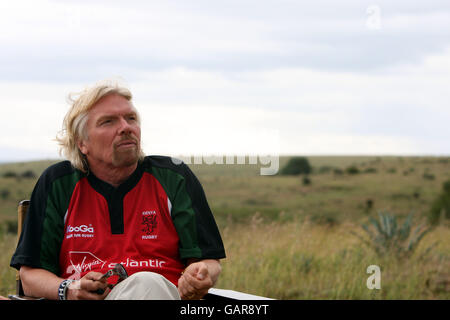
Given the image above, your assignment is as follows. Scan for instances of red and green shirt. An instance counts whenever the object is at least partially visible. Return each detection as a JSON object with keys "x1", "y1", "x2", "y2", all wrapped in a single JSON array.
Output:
[{"x1": 11, "y1": 156, "x2": 225, "y2": 286}]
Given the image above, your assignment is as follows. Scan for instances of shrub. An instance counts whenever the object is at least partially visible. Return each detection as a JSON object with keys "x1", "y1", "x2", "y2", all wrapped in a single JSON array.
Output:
[
  {"x1": 346, "y1": 166, "x2": 360, "y2": 175},
  {"x1": 280, "y1": 157, "x2": 311, "y2": 176},
  {"x1": 2, "y1": 171, "x2": 17, "y2": 178},
  {"x1": 428, "y1": 180, "x2": 450, "y2": 225},
  {"x1": 20, "y1": 170, "x2": 36, "y2": 179},
  {"x1": 302, "y1": 176, "x2": 311, "y2": 186},
  {"x1": 352, "y1": 211, "x2": 431, "y2": 259},
  {"x1": 365, "y1": 199, "x2": 374, "y2": 210}
]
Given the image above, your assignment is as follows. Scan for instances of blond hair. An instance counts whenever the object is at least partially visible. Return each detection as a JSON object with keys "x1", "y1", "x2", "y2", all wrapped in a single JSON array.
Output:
[{"x1": 56, "y1": 80, "x2": 144, "y2": 172}]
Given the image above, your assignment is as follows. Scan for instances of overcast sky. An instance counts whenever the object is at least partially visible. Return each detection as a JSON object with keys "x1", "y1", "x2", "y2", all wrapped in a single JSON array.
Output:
[{"x1": 0, "y1": 0, "x2": 449, "y2": 162}]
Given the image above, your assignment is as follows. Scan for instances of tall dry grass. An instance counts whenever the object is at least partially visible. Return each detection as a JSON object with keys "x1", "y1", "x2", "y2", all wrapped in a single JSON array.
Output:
[
  {"x1": 0, "y1": 233, "x2": 17, "y2": 296},
  {"x1": 1, "y1": 217, "x2": 448, "y2": 298},
  {"x1": 215, "y1": 216, "x2": 450, "y2": 299},
  {"x1": 1, "y1": 157, "x2": 449, "y2": 298}
]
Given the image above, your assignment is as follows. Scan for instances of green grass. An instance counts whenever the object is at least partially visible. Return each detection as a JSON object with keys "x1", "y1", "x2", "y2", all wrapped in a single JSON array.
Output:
[{"x1": 0, "y1": 156, "x2": 449, "y2": 298}]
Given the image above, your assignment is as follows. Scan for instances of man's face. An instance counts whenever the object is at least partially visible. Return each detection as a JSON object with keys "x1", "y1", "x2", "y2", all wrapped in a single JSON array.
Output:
[{"x1": 78, "y1": 94, "x2": 142, "y2": 169}]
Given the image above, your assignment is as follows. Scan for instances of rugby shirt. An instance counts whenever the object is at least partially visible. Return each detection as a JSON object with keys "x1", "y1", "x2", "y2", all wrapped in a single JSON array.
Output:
[{"x1": 10, "y1": 155, "x2": 225, "y2": 286}]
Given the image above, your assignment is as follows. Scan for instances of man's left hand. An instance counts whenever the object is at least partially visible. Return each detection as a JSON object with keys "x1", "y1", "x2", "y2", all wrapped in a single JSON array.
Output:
[{"x1": 178, "y1": 261, "x2": 214, "y2": 300}]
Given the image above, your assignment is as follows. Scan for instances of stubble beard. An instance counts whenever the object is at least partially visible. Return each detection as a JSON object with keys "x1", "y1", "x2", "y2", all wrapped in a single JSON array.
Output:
[{"x1": 112, "y1": 137, "x2": 141, "y2": 168}]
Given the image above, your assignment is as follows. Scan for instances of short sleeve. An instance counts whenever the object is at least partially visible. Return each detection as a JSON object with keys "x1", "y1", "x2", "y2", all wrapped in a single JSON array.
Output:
[
  {"x1": 147, "y1": 157, "x2": 226, "y2": 262},
  {"x1": 10, "y1": 161, "x2": 80, "y2": 275}
]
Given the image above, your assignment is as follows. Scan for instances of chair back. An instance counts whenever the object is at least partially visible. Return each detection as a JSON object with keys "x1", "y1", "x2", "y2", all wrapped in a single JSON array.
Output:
[{"x1": 15, "y1": 200, "x2": 30, "y2": 296}]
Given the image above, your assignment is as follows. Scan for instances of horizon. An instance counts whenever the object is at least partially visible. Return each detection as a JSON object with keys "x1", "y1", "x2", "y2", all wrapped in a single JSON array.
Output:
[{"x1": 1, "y1": 152, "x2": 449, "y2": 166}]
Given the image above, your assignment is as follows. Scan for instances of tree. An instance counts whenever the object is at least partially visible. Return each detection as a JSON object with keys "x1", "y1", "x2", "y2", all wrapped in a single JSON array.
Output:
[{"x1": 280, "y1": 157, "x2": 311, "y2": 176}]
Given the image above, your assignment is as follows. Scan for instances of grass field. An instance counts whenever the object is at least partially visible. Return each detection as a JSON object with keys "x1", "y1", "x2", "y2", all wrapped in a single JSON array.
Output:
[{"x1": 0, "y1": 156, "x2": 449, "y2": 299}]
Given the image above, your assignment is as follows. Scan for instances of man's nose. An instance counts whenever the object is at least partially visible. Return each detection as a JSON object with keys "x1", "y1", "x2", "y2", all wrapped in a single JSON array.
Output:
[{"x1": 118, "y1": 117, "x2": 132, "y2": 135}]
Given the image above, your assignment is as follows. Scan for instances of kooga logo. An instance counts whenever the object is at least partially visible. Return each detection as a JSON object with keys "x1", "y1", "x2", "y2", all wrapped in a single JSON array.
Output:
[{"x1": 67, "y1": 225, "x2": 94, "y2": 233}]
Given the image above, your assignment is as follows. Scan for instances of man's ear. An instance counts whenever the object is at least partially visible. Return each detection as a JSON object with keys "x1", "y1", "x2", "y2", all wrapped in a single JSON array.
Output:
[{"x1": 77, "y1": 139, "x2": 88, "y2": 155}]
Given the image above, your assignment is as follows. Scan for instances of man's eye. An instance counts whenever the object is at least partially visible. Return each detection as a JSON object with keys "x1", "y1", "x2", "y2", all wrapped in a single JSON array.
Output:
[{"x1": 101, "y1": 120, "x2": 112, "y2": 125}]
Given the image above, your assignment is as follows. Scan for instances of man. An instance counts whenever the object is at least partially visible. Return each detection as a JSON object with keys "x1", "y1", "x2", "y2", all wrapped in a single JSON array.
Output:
[{"x1": 10, "y1": 80, "x2": 225, "y2": 300}]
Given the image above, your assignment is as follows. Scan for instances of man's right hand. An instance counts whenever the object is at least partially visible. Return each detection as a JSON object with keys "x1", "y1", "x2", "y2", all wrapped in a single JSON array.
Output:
[
  {"x1": 20, "y1": 266, "x2": 111, "y2": 300},
  {"x1": 67, "y1": 271, "x2": 110, "y2": 300}
]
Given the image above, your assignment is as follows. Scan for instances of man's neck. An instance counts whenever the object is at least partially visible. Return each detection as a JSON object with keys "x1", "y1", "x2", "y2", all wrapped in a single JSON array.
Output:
[{"x1": 88, "y1": 161, "x2": 138, "y2": 188}]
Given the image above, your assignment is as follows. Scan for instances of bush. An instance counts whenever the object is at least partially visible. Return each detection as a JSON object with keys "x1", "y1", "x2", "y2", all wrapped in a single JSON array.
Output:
[
  {"x1": 2, "y1": 171, "x2": 17, "y2": 178},
  {"x1": 302, "y1": 176, "x2": 311, "y2": 186},
  {"x1": 280, "y1": 157, "x2": 311, "y2": 176},
  {"x1": 352, "y1": 211, "x2": 431, "y2": 259},
  {"x1": 20, "y1": 170, "x2": 36, "y2": 179},
  {"x1": 428, "y1": 180, "x2": 450, "y2": 225},
  {"x1": 365, "y1": 199, "x2": 374, "y2": 210},
  {"x1": 346, "y1": 166, "x2": 360, "y2": 175}
]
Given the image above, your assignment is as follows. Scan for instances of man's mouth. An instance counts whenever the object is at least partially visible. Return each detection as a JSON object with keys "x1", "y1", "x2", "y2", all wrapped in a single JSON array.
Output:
[{"x1": 115, "y1": 139, "x2": 137, "y2": 149}]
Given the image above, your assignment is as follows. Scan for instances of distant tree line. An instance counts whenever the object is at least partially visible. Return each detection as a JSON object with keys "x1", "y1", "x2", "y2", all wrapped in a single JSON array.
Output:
[{"x1": 1, "y1": 170, "x2": 36, "y2": 179}]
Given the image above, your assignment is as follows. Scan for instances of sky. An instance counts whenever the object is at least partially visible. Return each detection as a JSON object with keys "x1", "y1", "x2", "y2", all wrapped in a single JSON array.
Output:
[{"x1": 0, "y1": 0, "x2": 449, "y2": 162}]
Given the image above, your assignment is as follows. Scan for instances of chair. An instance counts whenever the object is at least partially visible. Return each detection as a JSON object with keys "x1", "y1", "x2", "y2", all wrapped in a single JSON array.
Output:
[
  {"x1": 8, "y1": 200, "x2": 43, "y2": 300},
  {"x1": 9, "y1": 200, "x2": 270, "y2": 300}
]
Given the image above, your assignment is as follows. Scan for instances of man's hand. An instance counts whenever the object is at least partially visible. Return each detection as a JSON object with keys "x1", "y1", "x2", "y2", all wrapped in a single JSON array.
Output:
[
  {"x1": 178, "y1": 259, "x2": 221, "y2": 300},
  {"x1": 66, "y1": 271, "x2": 110, "y2": 300}
]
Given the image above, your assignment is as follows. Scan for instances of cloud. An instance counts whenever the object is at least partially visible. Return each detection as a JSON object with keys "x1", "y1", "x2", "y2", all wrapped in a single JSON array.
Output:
[
  {"x1": 1, "y1": 0, "x2": 450, "y2": 82},
  {"x1": 0, "y1": 81, "x2": 76, "y2": 157},
  {"x1": 0, "y1": 1, "x2": 449, "y2": 160},
  {"x1": 132, "y1": 48, "x2": 450, "y2": 155},
  {"x1": 1, "y1": 40, "x2": 449, "y2": 160}
]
